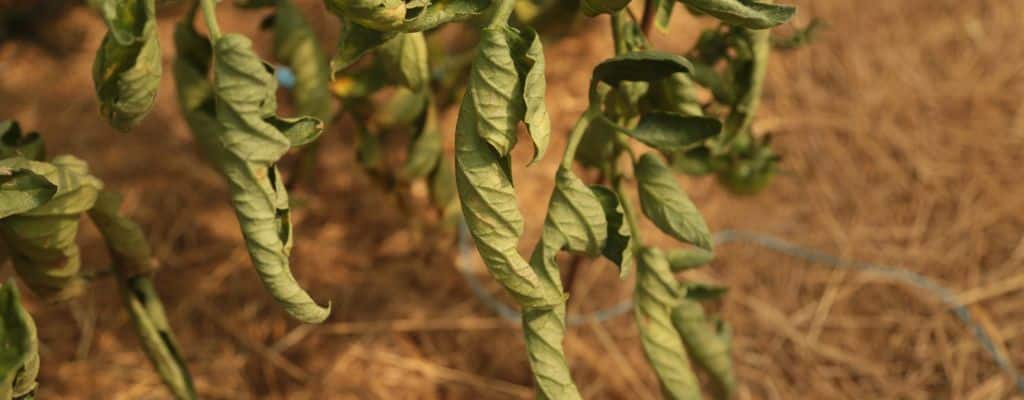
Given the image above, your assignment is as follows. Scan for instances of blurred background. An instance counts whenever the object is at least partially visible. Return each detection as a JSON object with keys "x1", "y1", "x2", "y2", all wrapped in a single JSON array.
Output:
[{"x1": 1, "y1": 0, "x2": 1022, "y2": 399}]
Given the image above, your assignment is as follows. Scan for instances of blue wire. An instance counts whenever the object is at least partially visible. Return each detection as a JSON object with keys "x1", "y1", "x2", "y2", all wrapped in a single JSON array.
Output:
[{"x1": 456, "y1": 221, "x2": 1024, "y2": 394}]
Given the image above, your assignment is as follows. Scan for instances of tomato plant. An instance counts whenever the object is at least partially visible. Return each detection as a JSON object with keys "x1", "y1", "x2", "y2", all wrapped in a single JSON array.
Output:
[{"x1": 0, "y1": 0, "x2": 809, "y2": 398}]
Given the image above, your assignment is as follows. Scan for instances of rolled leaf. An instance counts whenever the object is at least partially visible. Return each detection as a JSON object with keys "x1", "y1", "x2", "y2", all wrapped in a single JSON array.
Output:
[
  {"x1": 0, "y1": 121, "x2": 45, "y2": 162},
  {"x1": 91, "y1": 0, "x2": 161, "y2": 132},
  {"x1": 401, "y1": 99, "x2": 442, "y2": 179},
  {"x1": 672, "y1": 299, "x2": 736, "y2": 399},
  {"x1": 592, "y1": 51, "x2": 693, "y2": 89},
  {"x1": 633, "y1": 247, "x2": 701, "y2": 399},
  {"x1": 87, "y1": 190, "x2": 196, "y2": 400},
  {"x1": 677, "y1": 0, "x2": 795, "y2": 29},
  {"x1": 173, "y1": 20, "x2": 330, "y2": 323},
  {"x1": 0, "y1": 156, "x2": 101, "y2": 302},
  {"x1": 0, "y1": 279, "x2": 38, "y2": 400},
  {"x1": 635, "y1": 153, "x2": 712, "y2": 251}
]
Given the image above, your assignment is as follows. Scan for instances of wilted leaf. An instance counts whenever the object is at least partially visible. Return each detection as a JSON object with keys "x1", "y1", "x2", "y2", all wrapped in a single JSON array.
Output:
[
  {"x1": 0, "y1": 156, "x2": 102, "y2": 302},
  {"x1": 173, "y1": 19, "x2": 330, "y2": 323},
  {"x1": 635, "y1": 153, "x2": 712, "y2": 250},
  {"x1": 378, "y1": 32, "x2": 430, "y2": 91},
  {"x1": 92, "y1": 0, "x2": 161, "y2": 132}
]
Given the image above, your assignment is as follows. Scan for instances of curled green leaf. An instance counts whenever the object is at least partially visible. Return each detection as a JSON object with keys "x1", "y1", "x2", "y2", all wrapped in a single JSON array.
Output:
[
  {"x1": 635, "y1": 153, "x2": 712, "y2": 250},
  {"x1": 92, "y1": 0, "x2": 161, "y2": 132},
  {"x1": 173, "y1": 19, "x2": 330, "y2": 323},
  {"x1": 0, "y1": 156, "x2": 102, "y2": 302},
  {"x1": 592, "y1": 51, "x2": 693, "y2": 89},
  {"x1": 633, "y1": 247, "x2": 701, "y2": 399},
  {"x1": 678, "y1": 0, "x2": 795, "y2": 29},
  {"x1": 672, "y1": 299, "x2": 737, "y2": 399},
  {"x1": 0, "y1": 279, "x2": 38, "y2": 400},
  {"x1": 88, "y1": 190, "x2": 196, "y2": 400},
  {"x1": 401, "y1": 99, "x2": 442, "y2": 179}
]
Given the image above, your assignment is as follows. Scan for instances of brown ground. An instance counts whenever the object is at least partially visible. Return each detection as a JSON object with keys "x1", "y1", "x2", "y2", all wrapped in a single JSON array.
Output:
[{"x1": 1, "y1": 0, "x2": 1023, "y2": 399}]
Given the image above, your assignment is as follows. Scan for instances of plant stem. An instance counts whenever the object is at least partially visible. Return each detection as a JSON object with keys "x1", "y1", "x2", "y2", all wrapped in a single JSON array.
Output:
[
  {"x1": 641, "y1": 0, "x2": 657, "y2": 37},
  {"x1": 487, "y1": 0, "x2": 516, "y2": 27},
  {"x1": 199, "y1": 0, "x2": 222, "y2": 40},
  {"x1": 560, "y1": 107, "x2": 598, "y2": 170}
]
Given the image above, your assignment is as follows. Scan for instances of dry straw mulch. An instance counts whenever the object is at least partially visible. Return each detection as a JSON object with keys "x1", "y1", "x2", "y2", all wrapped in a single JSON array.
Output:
[{"x1": 0, "y1": 0, "x2": 1022, "y2": 399}]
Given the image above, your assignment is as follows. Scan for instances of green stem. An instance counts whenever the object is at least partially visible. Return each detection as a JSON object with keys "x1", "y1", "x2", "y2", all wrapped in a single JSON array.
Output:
[
  {"x1": 199, "y1": 0, "x2": 222, "y2": 40},
  {"x1": 611, "y1": 149, "x2": 644, "y2": 245},
  {"x1": 560, "y1": 107, "x2": 598, "y2": 170},
  {"x1": 487, "y1": 0, "x2": 516, "y2": 27}
]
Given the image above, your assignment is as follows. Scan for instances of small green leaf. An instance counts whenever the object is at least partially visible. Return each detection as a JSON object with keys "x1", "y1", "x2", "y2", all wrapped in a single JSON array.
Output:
[
  {"x1": 678, "y1": 0, "x2": 795, "y2": 29},
  {"x1": 667, "y1": 247, "x2": 714, "y2": 271},
  {"x1": 0, "y1": 121, "x2": 45, "y2": 161},
  {"x1": 589, "y1": 185, "x2": 632, "y2": 276},
  {"x1": 635, "y1": 153, "x2": 712, "y2": 250},
  {"x1": 580, "y1": 0, "x2": 631, "y2": 16},
  {"x1": 574, "y1": 114, "x2": 616, "y2": 170},
  {"x1": 91, "y1": 0, "x2": 161, "y2": 132},
  {"x1": 592, "y1": 51, "x2": 693, "y2": 88},
  {"x1": 0, "y1": 279, "x2": 39, "y2": 400},
  {"x1": 633, "y1": 247, "x2": 701, "y2": 399},
  {"x1": 401, "y1": 100, "x2": 442, "y2": 179},
  {"x1": 627, "y1": 113, "x2": 720, "y2": 151}
]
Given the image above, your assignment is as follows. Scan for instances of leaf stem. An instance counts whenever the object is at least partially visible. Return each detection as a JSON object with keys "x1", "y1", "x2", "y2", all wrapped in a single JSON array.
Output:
[
  {"x1": 560, "y1": 107, "x2": 598, "y2": 170},
  {"x1": 487, "y1": 0, "x2": 516, "y2": 27},
  {"x1": 199, "y1": 0, "x2": 222, "y2": 41}
]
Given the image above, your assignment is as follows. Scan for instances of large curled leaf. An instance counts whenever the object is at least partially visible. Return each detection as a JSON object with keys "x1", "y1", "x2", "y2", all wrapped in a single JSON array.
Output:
[
  {"x1": 678, "y1": 0, "x2": 795, "y2": 29},
  {"x1": 0, "y1": 280, "x2": 38, "y2": 400},
  {"x1": 173, "y1": 19, "x2": 330, "y2": 323},
  {"x1": 519, "y1": 167, "x2": 608, "y2": 400},
  {"x1": 454, "y1": 24, "x2": 559, "y2": 308},
  {"x1": 87, "y1": 190, "x2": 196, "y2": 400},
  {"x1": 635, "y1": 153, "x2": 712, "y2": 250},
  {"x1": 580, "y1": 0, "x2": 630, "y2": 16},
  {"x1": 0, "y1": 121, "x2": 44, "y2": 162},
  {"x1": 91, "y1": 0, "x2": 161, "y2": 132},
  {"x1": 274, "y1": 0, "x2": 333, "y2": 123},
  {"x1": 0, "y1": 156, "x2": 102, "y2": 302},
  {"x1": 377, "y1": 32, "x2": 430, "y2": 91},
  {"x1": 589, "y1": 185, "x2": 631, "y2": 275},
  {"x1": 633, "y1": 247, "x2": 701, "y2": 399},
  {"x1": 673, "y1": 299, "x2": 737, "y2": 399}
]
